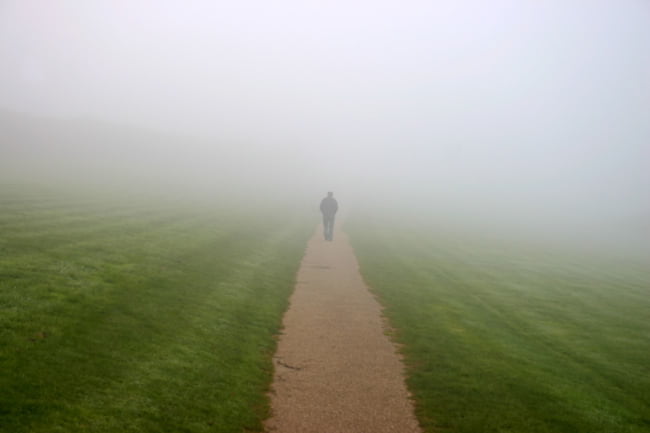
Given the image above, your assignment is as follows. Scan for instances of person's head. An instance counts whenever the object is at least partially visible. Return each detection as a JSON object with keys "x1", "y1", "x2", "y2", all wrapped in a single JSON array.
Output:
[{"x1": 327, "y1": 191, "x2": 333, "y2": 198}]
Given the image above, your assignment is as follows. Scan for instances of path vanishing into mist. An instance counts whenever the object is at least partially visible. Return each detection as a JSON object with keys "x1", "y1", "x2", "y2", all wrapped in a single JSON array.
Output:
[{"x1": 265, "y1": 226, "x2": 422, "y2": 433}]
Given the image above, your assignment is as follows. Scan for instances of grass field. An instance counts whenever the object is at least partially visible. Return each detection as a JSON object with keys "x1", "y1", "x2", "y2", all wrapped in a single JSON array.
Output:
[
  {"x1": 347, "y1": 216, "x2": 650, "y2": 433},
  {"x1": 0, "y1": 185, "x2": 312, "y2": 433}
]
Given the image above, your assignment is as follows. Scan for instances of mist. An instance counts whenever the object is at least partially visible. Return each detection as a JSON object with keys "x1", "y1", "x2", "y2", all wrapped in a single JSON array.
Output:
[{"x1": 1, "y1": 0, "x2": 648, "y2": 253}]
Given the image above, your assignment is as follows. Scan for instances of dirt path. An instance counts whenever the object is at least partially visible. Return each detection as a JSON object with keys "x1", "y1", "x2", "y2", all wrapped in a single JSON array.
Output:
[{"x1": 265, "y1": 226, "x2": 422, "y2": 433}]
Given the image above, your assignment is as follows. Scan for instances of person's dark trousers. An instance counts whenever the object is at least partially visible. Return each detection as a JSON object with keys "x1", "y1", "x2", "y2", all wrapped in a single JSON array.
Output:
[{"x1": 322, "y1": 214, "x2": 335, "y2": 241}]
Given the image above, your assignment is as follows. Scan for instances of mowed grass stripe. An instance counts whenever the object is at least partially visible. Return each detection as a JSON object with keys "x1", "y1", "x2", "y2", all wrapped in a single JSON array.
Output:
[
  {"x1": 0, "y1": 212, "x2": 215, "y2": 333},
  {"x1": 0, "y1": 205, "x2": 191, "y2": 246},
  {"x1": 0, "y1": 188, "x2": 312, "y2": 433},
  {"x1": 347, "y1": 218, "x2": 650, "y2": 433},
  {"x1": 0, "y1": 210, "x2": 208, "y2": 322},
  {"x1": 0, "y1": 187, "x2": 190, "y2": 234}
]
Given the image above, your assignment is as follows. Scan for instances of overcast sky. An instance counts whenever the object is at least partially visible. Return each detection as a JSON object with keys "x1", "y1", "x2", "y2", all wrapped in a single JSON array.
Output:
[{"x1": 1, "y1": 0, "x2": 649, "y2": 229}]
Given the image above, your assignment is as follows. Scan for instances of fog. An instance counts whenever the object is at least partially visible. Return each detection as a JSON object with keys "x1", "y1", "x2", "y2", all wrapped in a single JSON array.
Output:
[{"x1": 1, "y1": 1, "x2": 649, "y2": 251}]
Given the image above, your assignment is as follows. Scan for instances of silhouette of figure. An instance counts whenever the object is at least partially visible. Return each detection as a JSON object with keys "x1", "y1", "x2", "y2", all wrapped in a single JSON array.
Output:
[{"x1": 320, "y1": 192, "x2": 338, "y2": 241}]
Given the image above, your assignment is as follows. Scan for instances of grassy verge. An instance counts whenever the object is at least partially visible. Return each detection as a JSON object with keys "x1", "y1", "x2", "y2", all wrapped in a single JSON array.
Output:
[
  {"x1": 347, "y1": 216, "x2": 650, "y2": 433},
  {"x1": 0, "y1": 185, "x2": 312, "y2": 433}
]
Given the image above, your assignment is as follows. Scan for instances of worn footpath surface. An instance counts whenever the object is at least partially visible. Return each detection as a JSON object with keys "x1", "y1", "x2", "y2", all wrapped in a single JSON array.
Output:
[{"x1": 265, "y1": 227, "x2": 422, "y2": 433}]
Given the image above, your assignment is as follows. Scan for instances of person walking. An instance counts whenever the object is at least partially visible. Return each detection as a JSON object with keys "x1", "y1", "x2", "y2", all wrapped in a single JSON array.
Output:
[{"x1": 320, "y1": 192, "x2": 338, "y2": 241}]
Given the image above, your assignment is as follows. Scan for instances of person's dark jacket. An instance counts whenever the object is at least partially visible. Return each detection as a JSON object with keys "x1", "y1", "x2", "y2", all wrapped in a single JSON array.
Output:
[{"x1": 320, "y1": 197, "x2": 338, "y2": 217}]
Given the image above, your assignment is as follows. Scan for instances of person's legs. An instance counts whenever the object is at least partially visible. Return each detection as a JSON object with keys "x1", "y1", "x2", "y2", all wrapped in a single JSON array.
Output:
[
  {"x1": 322, "y1": 215, "x2": 335, "y2": 240},
  {"x1": 323, "y1": 215, "x2": 330, "y2": 240}
]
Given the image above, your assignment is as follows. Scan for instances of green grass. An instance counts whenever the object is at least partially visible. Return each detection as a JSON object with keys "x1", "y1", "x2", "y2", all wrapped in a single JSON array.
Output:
[
  {"x1": 347, "y1": 216, "x2": 650, "y2": 433},
  {"x1": 0, "y1": 185, "x2": 312, "y2": 433}
]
